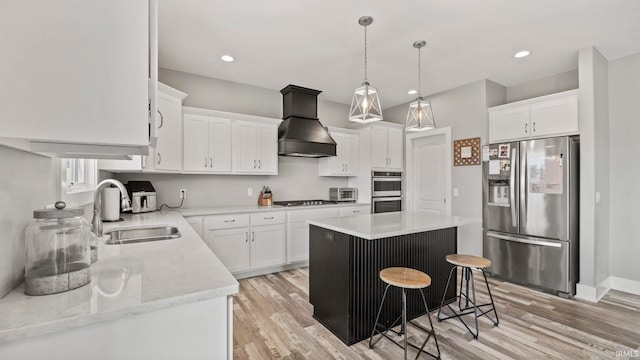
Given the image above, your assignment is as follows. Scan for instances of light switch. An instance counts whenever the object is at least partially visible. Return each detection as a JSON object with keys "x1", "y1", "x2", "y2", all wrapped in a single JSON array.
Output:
[
  {"x1": 247, "y1": 188, "x2": 253, "y2": 196},
  {"x1": 453, "y1": 188, "x2": 459, "y2": 197},
  {"x1": 595, "y1": 192, "x2": 601, "y2": 203}
]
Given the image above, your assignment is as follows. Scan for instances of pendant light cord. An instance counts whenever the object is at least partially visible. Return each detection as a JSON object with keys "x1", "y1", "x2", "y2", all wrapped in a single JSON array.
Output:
[
  {"x1": 364, "y1": 23, "x2": 368, "y2": 82},
  {"x1": 418, "y1": 45, "x2": 422, "y2": 97}
]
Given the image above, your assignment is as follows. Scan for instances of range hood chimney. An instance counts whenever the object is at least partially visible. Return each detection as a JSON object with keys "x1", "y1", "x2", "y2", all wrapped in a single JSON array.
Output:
[{"x1": 278, "y1": 85, "x2": 336, "y2": 158}]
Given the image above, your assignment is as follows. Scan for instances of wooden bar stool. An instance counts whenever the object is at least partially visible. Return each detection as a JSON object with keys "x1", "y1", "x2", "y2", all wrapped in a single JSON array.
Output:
[
  {"x1": 437, "y1": 254, "x2": 499, "y2": 339},
  {"x1": 369, "y1": 267, "x2": 441, "y2": 360}
]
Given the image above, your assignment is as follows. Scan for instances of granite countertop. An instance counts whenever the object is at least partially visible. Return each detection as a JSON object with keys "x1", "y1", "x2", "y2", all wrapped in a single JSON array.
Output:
[
  {"x1": 179, "y1": 202, "x2": 371, "y2": 217},
  {"x1": 307, "y1": 211, "x2": 480, "y2": 240},
  {"x1": 0, "y1": 210, "x2": 238, "y2": 344}
]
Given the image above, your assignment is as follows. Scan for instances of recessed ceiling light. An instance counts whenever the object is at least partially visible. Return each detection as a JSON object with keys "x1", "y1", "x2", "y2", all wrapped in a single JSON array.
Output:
[
  {"x1": 221, "y1": 55, "x2": 234, "y2": 62},
  {"x1": 514, "y1": 50, "x2": 530, "y2": 59},
  {"x1": 408, "y1": 89, "x2": 417, "y2": 95}
]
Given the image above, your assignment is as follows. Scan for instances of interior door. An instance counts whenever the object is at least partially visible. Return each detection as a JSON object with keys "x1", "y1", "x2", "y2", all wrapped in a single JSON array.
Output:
[{"x1": 412, "y1": 134, "x2": 446, "y2": 213}]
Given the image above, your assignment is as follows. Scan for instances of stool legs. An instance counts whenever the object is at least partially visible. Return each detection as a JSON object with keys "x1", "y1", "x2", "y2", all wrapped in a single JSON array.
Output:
[
  {"x1": 370, "y1": 286, "x2": 441, "y2": 359},
  {"x1": 437, "y1": 266, "x2": 499, "y2": 339}
]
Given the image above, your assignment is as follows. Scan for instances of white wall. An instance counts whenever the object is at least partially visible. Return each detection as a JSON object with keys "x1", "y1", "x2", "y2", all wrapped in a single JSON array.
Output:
[
  {"x1": 506, "y1": 69, "x2": 579, "y2": 102},
  {"x1": 0, "y1": 146, "x2": 57, "y2": 298},
  {"x1": 382, "y1": 80, "x2": 498, "y2": 256},
  {"x1": 608, "y1": 52, "x2": 640, "y2": 285},
  {"x1": 116, "y1": 69, "x2": 350, "y2": 207}
]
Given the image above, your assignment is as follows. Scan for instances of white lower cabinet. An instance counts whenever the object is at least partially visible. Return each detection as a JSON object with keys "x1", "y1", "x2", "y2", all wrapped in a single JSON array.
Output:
[
  {"x1": 339, "y1": 204, "x2": 370, "y2": 217},
  {"x1": 286, "y1": 208, "x2": 341, "y2": 264},
  {"x1": 184, "y1": 216, "x2": 204, "y2": 239},
  {"x1": 204, "y1": 212, "x2": 285, "y2": 275}
]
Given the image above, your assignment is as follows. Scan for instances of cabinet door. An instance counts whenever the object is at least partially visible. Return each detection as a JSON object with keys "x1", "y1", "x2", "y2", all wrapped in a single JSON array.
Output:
[
  {"x1": 332, "y1": 133, "x2": 347, "y2": 174},
  {"x1": 1, "y1": 1, "x2": 149, "y2": 148},
  {"x1": 206, "y1": 228, "x2": 251, "y2": 273},
  {"x1": 183, "y1": 114, "x2": 210, "y2": 171},
  {"x1": 233, "y1": 121, "x2": 258, "y2": 173},
  {"x1": 154, "y1": 94, "x2": 182, "y2": 171},
  {"x1": 250, "y1": 225, "x2": 286, "y2": 269},
  {"x1": 489, "y1": 107, "x2": 530, "y2": 143},
  {"x1": 288, "y1": 222, "x2": 310, "y2": 263},
  {"x1": 185, "y1": 216, "x2": 204, "y2": 239},
  {"x1": 386, "y1": 128, "x2": 404, "y2": 170},
  {"x1": 529, "y1": 95, "x2": 579, "y2": 137},
  {"x1": 255, "y1": 124, "x2": 278, "y2": 174},
  {"x1": 371, "y1": 127, "x2": 389, "y2": 168},
  {"x1": 343, "y1": 134, "x2": 359, "y2": 175},
  {"x1": 209, "y1": 118, "x2": 232, "y2": 172}
]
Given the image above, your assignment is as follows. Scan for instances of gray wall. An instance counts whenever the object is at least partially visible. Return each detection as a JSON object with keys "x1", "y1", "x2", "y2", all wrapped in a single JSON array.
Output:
[
  {"x1": 506, "y1": 69, "x2": 579, "y2": 103},
  {"x1": 117, "y1": 69, "x2": 350, "y2": 208},
  {"x1": 0, "y1": 146, "x2": 57, "y2": 298},
  {"x1": 608, "y1": 52, "x2": 640, "y2": 283},
  {"x1": 382, "y1": 79, "x2": 501, "y2": 256}
]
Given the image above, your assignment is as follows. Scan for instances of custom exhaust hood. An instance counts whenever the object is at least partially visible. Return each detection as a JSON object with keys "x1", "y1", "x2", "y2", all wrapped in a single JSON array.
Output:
[{"x1": 278, "y1": 85, "x2": 336, "y2": 158}]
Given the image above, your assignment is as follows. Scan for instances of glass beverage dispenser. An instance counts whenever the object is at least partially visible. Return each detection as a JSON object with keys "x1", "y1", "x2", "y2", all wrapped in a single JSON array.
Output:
[{"x1": 25, "y1": 201, "x2": 91, "y2": 295}]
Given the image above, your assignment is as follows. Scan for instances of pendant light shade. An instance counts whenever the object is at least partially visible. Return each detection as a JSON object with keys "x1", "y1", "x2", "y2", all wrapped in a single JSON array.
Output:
[
  {"x1": 406, "y1": 40, "x2": 436, "y2": 131},
  {"x1": 349, "y1": 16, "x2": 383, "y2": 123}
]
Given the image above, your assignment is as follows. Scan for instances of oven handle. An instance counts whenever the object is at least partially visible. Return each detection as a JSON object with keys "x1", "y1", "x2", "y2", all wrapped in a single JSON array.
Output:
[
  {"x1": 372, "y1": 178, "x2": 402, "y2": 182},
  {"x1": 372, "y1": 197, "x2": 403, "y2": 202}
]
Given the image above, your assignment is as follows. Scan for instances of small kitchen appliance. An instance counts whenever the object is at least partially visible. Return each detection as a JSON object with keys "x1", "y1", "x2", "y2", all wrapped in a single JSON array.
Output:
[
  {"x1": 124, "y1": 181, "x2": 157, "y2": 213},
  {"x1": 371, "y1": 171, "x2": 403, "y2": 213},
  {"x1": 258, "y1": 186, "x2": 273, "y2": 206},
  {"x1": 25, "y1": 201, "x2": 91, "y2": 295},
  {"x1": 329, "y1": 187, "x2": 358, "y2": 202}
]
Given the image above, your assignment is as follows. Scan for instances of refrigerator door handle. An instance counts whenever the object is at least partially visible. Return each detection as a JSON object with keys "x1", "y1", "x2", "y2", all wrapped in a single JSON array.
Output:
[
  {"x1": 510, "y1": 148, "x2": 517, "y2": 227},
  {"x1": 487, "y1": 232, "x2": 562, "y2": 248}
]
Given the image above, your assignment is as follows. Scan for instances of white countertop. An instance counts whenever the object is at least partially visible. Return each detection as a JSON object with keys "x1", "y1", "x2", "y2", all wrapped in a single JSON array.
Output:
[
  {"x1": 307, "y1": 211, "x2": 480, "y2": 240},
  {"x1": 0, "y1": 210, "x2": 238, "y2": 344},
  {"x1": 179, "y1": 202, "x2": 370, "y2": 217}
]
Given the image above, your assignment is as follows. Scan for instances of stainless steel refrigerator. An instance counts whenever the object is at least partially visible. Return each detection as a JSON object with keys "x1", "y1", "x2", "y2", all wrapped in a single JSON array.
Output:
[{"x1": 482, "y1": 136, "x2": 579, "y2": 297}]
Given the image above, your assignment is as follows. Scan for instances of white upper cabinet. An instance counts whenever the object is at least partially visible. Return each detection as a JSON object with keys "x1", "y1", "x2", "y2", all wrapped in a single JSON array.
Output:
[
  {"x1": 0, "y1": 0, "x2": 155, "y2": 159},
  {"x1": 371, "y1": 124, "x2": 404, "y2": 170},
  {"x1": 232, "y1": 120, "x2": 279, "y2": 175},
  {"x1": 319, "y1": 127, "x2": 359, "y2": 176},
  {"x1": 99, "y1": 82, "x2": 186, "y2": 172},
  {"x1": 183, "y1": 113, "x2": 232, "y2": 173},
  {"x1": 489, "y1": 89, "x2": 579, "y2": 143}
]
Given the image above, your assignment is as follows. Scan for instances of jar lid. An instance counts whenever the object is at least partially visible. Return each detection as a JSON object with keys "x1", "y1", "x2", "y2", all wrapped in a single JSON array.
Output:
[{"x1": 33, "y1": 201, "x2": 84, "y2": 219}]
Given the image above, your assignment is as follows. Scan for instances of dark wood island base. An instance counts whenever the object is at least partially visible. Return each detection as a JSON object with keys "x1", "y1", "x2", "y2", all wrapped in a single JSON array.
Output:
[{"x1": 309, "y1": 225, "x2": 458, "y2": 345}]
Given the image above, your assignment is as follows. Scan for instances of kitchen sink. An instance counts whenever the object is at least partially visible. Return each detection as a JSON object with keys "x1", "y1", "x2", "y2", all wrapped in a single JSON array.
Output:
[{"x1": 104, "y1": 225, "x2": 181, "y2": 245}]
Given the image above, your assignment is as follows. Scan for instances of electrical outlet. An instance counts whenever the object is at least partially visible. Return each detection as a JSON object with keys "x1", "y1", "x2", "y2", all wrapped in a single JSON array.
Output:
[
  {"x1": 453, "y1": 188, "x2": 459, "y2": 197},
  {"x1": 179, "y1": 189, "x2": 187, "y2": 199},
  {"x1": 247, "y1": 188, "x2": 253, "y2": 196}
]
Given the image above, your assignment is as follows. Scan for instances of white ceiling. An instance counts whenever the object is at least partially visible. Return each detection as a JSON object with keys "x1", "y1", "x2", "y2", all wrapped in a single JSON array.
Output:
[{"x1": 158, "y1": 0, "x2": 640, "y2": 108}]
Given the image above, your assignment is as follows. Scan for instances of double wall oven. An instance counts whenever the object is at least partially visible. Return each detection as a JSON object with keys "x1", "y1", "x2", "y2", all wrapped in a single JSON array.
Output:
[{"x1": 371, "y1": 171, "x2": 402, "y2": 213}]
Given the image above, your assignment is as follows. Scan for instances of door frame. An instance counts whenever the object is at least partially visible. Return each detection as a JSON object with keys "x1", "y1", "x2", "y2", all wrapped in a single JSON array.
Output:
[{"x1": 405, "y1": 127, "x2": 452, "y2": 215}]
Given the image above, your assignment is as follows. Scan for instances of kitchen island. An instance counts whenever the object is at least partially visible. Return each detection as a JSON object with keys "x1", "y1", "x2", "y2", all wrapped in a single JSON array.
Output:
[
  {"x1": 307, "y1": 211, "x2": 475, "y2": 345},
  {"x1": 0, "y1": 210, "x2": 238, "y2": 360}
]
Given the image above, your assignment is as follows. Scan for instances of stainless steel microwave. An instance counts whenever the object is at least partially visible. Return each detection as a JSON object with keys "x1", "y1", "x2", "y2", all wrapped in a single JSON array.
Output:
[
  {"x1": 371, "y1": 171, "x2": 402, "y2": 197},
  {"x1": 330, "y1": 187, "x2": 358, "y2": 202}
]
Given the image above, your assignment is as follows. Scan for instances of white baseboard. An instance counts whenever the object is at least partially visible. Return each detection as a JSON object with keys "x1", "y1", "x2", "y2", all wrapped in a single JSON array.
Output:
[
  {"x1": 576, "y1": 276, "x2": 640, "y2": 302},
  {"x1": 609, "y1": 276, "x2": 640, "y2": 296}
]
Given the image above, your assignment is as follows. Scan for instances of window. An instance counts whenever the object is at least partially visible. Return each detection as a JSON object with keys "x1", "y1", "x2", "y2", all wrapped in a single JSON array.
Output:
[{"x1": 59, "y1": 158, "x2": 97, "y2": 207}]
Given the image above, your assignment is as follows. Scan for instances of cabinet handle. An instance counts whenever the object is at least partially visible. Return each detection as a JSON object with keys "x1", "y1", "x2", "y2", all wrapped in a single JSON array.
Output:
[
  {"x1": 525, "y1": 123, "x2": 528, "y2": 133},
  {"x1": 224, "y1": 219, "x2": 235, "y2": 223},
  {"x1": 353, "y1": 210, "x2": 360, "y2": 213},
  {"x1": 252, "y1": 231, "x2": 255, "y2": 242},
  {"x1": 346, "y1": 163, "x2": 348, "y2": 172},
  {"x1": 258, "y1": 159, "x2": 262, "y2": 169},
  {"x1": 157, "y1": 152, "x2": 161, "y2": 165},
  {"x1": 533, "y1": 121, "x2": 536, "y2": 132},
  {"x1": 141, "y1": 155, "x2": 146, "y2": 168},
  {"x1": 253, "y1": 160, "x2": 256, "y2": 169},
  {"x1": 264, "y1": 216, "x2": 274, "y2": 220},
  {"x1": 245, "y1": 232, "x2": 248, "y2": 243},
  {"x1": 157, "y1": 110, "x2": 164, "y2": 129},
  {"x1": 204, "y1": 157, "x2": 208, "y2": 168},
  {"x1": 209, "y1": 157, "x2": 213, "y2": 168}
]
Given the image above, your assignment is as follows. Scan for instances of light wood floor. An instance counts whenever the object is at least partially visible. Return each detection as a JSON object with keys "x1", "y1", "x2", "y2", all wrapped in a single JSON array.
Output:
[{"x1": 233, "y1": 268, "x2": 640, "y2": 359}]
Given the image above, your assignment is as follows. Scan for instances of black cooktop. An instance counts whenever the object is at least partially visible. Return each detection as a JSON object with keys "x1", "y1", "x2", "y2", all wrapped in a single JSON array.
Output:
[{"x1": 273, "y1": 199, "x2": 337, "y2": 207}]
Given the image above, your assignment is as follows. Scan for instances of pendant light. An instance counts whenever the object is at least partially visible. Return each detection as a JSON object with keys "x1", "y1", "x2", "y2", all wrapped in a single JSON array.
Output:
[
  {"x1": 349, "y1": 16, "x2": 383, "y2": 123},
  {"x1": 406, "y1": 40, "x2": 436, "y2": 131}
]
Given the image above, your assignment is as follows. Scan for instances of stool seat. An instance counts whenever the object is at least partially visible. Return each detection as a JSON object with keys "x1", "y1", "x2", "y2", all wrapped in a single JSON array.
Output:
[
  {"x1": 380, "y1": 267, "x2": 431, "y2": 289},
  {"x1": 445, "y1": 254, "x2": 491, "y2": 268}
]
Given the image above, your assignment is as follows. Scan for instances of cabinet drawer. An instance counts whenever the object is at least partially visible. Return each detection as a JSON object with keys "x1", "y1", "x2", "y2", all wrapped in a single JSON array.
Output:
[
  {"x1": 205, "y1": 214, "x2": 250, "y2": 230},
  {"x1": 287, "y1": 208, "x2": 340, "y2": 223},
  {"x1": 339, "y1": 205, "x2": 370, "y2": 217},
  {"x1": 250, "y1": 211, "x2": 285, "y2": 226}
]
